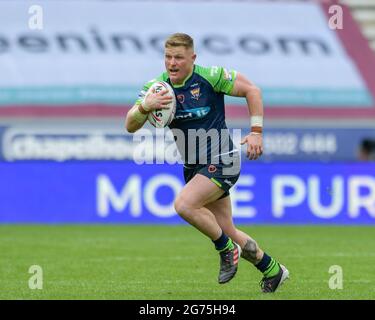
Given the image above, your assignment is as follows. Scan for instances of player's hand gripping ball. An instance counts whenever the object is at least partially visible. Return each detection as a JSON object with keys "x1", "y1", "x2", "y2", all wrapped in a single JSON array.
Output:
[{"x1": 147, "y1": 81, "x2": 176, "y2": 128}]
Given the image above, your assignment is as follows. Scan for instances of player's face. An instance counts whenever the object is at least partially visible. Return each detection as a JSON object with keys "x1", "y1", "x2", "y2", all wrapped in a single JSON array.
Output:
[{"x1": 165, "y1": 46, "x2": 196, "y2": 85}]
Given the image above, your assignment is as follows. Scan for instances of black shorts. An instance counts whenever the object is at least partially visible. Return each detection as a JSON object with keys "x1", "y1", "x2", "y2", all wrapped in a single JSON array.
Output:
[{"x1": 183, "y1": 154, "x2": 241, "y2": 199}]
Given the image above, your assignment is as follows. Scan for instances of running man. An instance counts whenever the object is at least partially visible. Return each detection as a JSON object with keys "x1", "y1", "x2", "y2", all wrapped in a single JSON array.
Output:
[{"x1": 125, "y1": 33, "x2": 289, "y2": 293}]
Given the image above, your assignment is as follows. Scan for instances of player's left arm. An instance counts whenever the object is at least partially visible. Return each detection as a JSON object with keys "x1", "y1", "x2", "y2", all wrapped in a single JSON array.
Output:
[{"x1": 230, "y1": 72, "x2": 264, "y2": 160}]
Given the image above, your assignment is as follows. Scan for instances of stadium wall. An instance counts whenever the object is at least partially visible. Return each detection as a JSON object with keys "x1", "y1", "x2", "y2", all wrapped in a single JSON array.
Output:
[
  {"x1": 1, "y1": 0, "x2": 375, "y2": 119},
  {"x1": 0, "y1": 124, "x2": 374, "y2": 162}
]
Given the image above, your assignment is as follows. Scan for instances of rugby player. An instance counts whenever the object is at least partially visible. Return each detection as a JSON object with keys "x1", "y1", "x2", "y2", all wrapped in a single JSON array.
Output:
[{"x1": 125, "y1": 33, "x2": 289, "y2": 293}]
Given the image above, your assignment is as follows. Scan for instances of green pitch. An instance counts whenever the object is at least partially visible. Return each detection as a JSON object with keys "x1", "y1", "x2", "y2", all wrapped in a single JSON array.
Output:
[{"x1": 0, "y1": 225, "x2": 374, "y2": 300}]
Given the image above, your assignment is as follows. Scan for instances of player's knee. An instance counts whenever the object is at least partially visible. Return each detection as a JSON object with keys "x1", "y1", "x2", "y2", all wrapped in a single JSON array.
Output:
[
  {"x1": 174, "y1": 197, "x2": 191, "y2": 218},
  {"x1": 241, "y1": 239, "x2": 259, "y2": 264}
]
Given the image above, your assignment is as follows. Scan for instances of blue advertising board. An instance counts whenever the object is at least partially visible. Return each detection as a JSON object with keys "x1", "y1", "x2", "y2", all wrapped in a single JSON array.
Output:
[
  {"x1": 0, "y1": 161, "x2": 374, "y2": 224},
  {"x1": 0, "y1": 124, "x2": 374, "y2": 162}
]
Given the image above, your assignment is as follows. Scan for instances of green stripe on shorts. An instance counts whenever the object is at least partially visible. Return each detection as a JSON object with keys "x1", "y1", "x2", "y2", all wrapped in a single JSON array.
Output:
[{"x1": 210, "y1": 178, "x2": 222, "y2": 188}]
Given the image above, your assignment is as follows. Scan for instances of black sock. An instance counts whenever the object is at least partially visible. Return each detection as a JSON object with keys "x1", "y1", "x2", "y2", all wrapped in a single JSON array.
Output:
[
  {"x1": 212, "y1": 232, "x2": 233, "y2": 251},
  {"x1": 255, "y1": 252, "x2": 271, "y2": 273},
  {"x1": 255, "y1": 252, "x2": 280, "y2": 277}
]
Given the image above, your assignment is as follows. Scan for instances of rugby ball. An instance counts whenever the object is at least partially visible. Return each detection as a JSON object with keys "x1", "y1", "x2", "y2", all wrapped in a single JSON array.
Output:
[{"x1": 147, "y1": 81, "x2": 176, "y2": 128}]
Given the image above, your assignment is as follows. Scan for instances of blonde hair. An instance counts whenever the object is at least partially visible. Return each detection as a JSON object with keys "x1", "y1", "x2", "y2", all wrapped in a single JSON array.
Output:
[{"x1": 165, "y1": 33, "x2": 194, "y2": 50}]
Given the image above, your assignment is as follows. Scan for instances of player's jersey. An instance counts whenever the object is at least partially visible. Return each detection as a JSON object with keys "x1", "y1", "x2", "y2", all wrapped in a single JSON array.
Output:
[{"x1": 135, "y1": 64, "x2": 238, "y2": 165}]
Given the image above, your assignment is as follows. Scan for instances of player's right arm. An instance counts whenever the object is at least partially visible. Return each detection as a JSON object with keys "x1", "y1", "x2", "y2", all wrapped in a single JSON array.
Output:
[{"x1": 125, "y1": 82, "x2": 173, "y2": 133}]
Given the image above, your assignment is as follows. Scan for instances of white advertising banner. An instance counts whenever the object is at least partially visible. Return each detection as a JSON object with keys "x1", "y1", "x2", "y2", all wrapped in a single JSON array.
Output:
[{"x1": 0, "y1": 0, "x2": 373, "y2": 107}]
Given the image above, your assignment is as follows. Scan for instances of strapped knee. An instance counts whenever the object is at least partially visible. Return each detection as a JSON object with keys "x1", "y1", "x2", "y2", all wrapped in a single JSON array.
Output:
[{"x1": 241, "y1": 239, "x2": 259, "y2": 264}]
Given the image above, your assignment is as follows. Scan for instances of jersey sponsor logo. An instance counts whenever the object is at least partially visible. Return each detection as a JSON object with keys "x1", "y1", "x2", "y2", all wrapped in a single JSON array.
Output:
[
  {"x1": 177, "y1": 94, "x2": 185, "y2": 103},
  {"x1": 190, "y1": 87, "x2": 202, "y2": 100},
  {"x1": 190, "y1": 83, "x2": 199, "y2": 88},
  {"x1": 174, "y1": 106, "x2": 211, "y2": 120}
]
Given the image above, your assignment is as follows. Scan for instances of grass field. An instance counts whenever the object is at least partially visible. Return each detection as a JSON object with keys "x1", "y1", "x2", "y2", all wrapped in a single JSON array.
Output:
[{"x1": 0, "y1": 225, "x2": 374, "y2": 300}]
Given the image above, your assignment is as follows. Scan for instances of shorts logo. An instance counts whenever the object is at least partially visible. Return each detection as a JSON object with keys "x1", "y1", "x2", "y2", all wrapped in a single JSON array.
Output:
[
  {"x1": 208, "y1": 165, "x2": 217, "y2": 173},
  {"x1": 177, "y1": 94, "x2": 185, "y2": 103},
  {"x1": 224, "y1": 179, "x2": 234, "y2": 187},
  {"x1": 190, "y1": 87, "x2": 202, "y2": 100}
]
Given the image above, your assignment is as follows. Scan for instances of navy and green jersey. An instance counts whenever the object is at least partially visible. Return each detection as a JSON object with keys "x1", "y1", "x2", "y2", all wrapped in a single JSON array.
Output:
[{"x1": 135, "y1": 64, "x2": 239, "y2": 165}]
